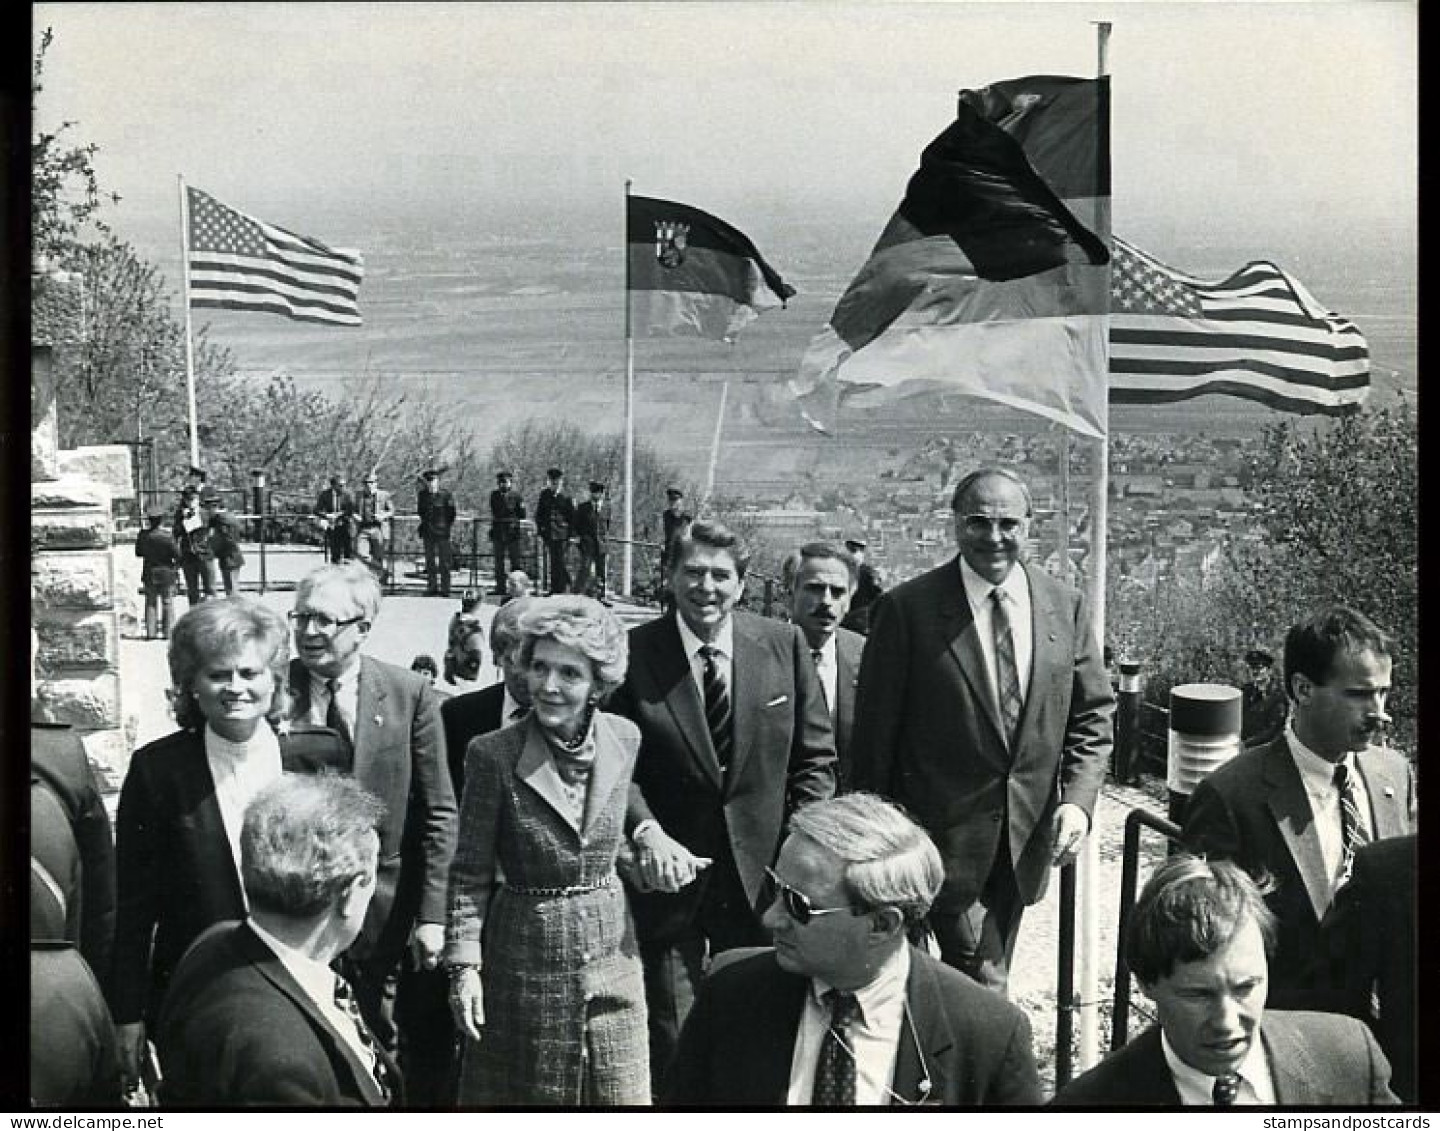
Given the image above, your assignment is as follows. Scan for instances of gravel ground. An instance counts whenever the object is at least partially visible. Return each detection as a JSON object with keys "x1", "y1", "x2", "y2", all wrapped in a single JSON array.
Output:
[{"x1": 119, "y1": 578, "x2": 1170, "y2": 1096}]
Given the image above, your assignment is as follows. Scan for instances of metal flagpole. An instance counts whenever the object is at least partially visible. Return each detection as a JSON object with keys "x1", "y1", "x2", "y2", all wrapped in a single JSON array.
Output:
[
  {"x1": 700, "y1": 381, "x2": 729, "y2": 512},
  {"x1": 177, "y1": 175, "x2": 201, "y2": 468},
  {"x1": 1076, "y1": 18, "x2": 1114, "y2": 1074},
  {"x1": 622, "y1": 179, "x2": 635, "y2": 597}
]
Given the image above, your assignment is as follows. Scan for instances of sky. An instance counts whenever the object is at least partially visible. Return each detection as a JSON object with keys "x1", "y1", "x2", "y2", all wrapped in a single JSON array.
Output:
[{"x1": 32, "y1": 1, "x2": 1417, "y2": 256}]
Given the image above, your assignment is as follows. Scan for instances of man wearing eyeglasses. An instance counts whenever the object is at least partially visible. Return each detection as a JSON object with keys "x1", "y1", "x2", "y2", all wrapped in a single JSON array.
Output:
[
  {"x1": 286, "y1": 563, "x2": 458, "y2": 1081},
  {"x1": 663, "y1": 793, "x2": 1040, "y2": 1106},
  {"x1": 850, "y1": 467, "x2": 1114, "y2": 995}
]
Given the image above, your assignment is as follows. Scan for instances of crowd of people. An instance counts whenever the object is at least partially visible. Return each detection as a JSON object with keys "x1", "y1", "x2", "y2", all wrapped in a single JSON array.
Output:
[{"x1": 36, "y1": 464, "x2": 1413, "y2": 1109}]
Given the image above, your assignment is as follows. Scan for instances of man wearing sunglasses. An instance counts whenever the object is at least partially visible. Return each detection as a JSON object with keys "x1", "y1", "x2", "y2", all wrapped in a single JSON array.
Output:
[
  {"x1": 663, "y1": 793, "x2": 1040, "y2": 1106},
  {"x1": 286, "y1": 563, "x2": 457, "y2": 1094},
  {"x1": 850, "y1": 467, "x2": 1114, "y2": 995}
]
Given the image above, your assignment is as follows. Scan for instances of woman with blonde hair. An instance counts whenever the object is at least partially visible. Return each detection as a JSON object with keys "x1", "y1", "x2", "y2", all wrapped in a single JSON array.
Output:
[{"x1": 446, "y1": 594, "x2": 650, "y2": 1105}]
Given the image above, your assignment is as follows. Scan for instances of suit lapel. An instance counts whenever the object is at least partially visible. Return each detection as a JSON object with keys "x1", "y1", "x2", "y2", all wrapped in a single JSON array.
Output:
[
  {"x1": 834, "y1": 635, "x2": 860, "y2": 760},
  {"x1": 937, "y1": 562, "x2": 1009, "y2": 761},
  {"x1": 1262, "y1": 743, "x2": 1331, "y2": 921},
  {"x1": 582, "y1": 714, "x2": 630, "y2": 835},
  {"x1": 1016, "y1": 566, "x2": 1065, "y2": 749},
  {"x1": 352, "y1": 657, "x2": 388, "y2": 781},
  {"x1": 1261, "y1": 1014, "x2": 1327, "y2": 1104},
  {"x1": 893, "y1": 951, "x2": 953, "y2": 1105},
  {"x1": 184, "y1": 735, "x2": 247, "y2": 910},
  {"x1": 1356, "y1": 748, "x2": 1410, "y2": 839},
  {"x1": 644, "y1": 616, "x2": 723, "y2": 790},
  {"x1": 289, "y1": 658, "x2": 313, "y2": 721},
  {"x1": 726, "y1": 617, "x2": 762, "y2": 788},
  {"x1": 238, "y1": 923, "x2": 384, "y2": 1105},
  {"x1": 514, "y1": 721, "x2": 582, "y2": 834}
]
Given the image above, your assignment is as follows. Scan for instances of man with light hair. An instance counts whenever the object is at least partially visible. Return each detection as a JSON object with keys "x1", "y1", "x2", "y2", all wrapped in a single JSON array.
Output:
[
  {"x1": 664, "y1": 792, "x2": 1040, "y2": 1107},
  {"x1": 156, "y1": 773, "x2": 395, "y2": 1106},
  {"x1": 1052, "y1": 854, "x2": 1397, "y2": 1106},
  {"x1": 286, "y1": 562, "x2": 457, "y2": 1072}
]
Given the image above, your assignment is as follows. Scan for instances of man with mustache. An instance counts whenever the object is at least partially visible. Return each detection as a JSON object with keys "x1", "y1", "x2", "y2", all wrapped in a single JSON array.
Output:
[{"x1": 1182, "y1": 606, "x2": 1413, "y2": 1011}]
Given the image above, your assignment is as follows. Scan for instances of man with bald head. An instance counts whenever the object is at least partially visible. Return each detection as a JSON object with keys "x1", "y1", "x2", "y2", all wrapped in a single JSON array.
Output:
[{"x1": 851, "y1": 467, "x2": 1114, "y2": 994}]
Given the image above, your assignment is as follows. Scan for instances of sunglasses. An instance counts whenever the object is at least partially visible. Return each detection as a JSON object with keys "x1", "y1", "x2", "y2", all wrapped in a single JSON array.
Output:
[{"x1": 762, "y1": 867, "x2": 862, "y2": 926}]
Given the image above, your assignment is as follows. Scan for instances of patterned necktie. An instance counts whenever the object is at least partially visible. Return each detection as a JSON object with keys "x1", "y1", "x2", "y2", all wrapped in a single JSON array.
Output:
[
  {"x1": 1334, "y1": 762, "x2": 1370, "y2": 885},
  {"x1": 1212, "y1": 1072, "x2": 1241, "y2": 1106},
  {"x1": 811, "y1": 990, "x2": 861, "y2": 1106},
  {"x1": 325, "y1": 678, "x2": 353, "y2": 748},
  {"x1": 990, "y1": 588, "x2": 1023, "y2": 746},
  {"x1": 700, "y1": 645, "x2": 733, "y2": 770},
  {"x1": 333, "y1": 973, "x2": 391, "y2": 1103}
]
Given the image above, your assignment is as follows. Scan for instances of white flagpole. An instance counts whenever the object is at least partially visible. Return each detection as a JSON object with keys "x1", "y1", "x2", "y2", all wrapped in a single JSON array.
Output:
[
  {"x1": 178, "y1": 175, "x2": 201, "y2": 468},
  {"x1": 1076, "y1": 18, "x2": 1113, "y2": 1074},
  {"x1": 700, "y1": 381, "x2": 729, "y2": 511},
  {"x1": 622, "y1": 179, "x2": 635, "y2": 598}
]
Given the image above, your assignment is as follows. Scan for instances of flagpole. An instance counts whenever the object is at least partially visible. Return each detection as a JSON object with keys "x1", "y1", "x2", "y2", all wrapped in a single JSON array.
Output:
[
  {"x1": 700, "y1": 381, "x2": 729, "y2": 511},
  {"x1": 177, "y1": 174, "x2": 200, "y2": 468},
  {"x1": 1076, "y1": 18, "x2": 1114, "y2": 1075},
  {"x1": 622, "y1": 179, "x2": 635, "y2": 598}
]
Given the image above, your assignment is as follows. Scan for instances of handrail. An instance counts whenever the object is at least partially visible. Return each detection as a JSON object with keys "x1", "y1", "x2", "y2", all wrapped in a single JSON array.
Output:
[{"x1": 1111, "y1": 808, "x2": 1184, "y2": 1050}]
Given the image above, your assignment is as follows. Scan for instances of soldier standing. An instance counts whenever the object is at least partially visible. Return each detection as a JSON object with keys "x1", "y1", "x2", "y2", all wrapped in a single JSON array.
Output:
[{"x1": 417, "y1": 468, "x2": 457, "y2": 597}]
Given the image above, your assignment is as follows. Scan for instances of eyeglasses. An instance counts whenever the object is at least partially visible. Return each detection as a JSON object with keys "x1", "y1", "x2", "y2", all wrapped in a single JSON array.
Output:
[
  {"x1": 288, "y1": 611, "x2": 365, "y2": 633},
  {"x1": 960, "y1": 514, "x2": 1026, "y2": 537},
  {"x1": 762, "y1": 866, "x2": 861, "y2": 926}
]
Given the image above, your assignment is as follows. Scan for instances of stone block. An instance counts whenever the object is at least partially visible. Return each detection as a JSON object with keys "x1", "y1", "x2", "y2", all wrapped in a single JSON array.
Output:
[
  {"x1": 114, "y1": 551, "x2": 144, "y2": 636},
  {"x1": 60, "y1": 446, "x2": 135, "y2": 502},
  {"x1": 30, "y1": 509, "x2": 111, "y2": 551},
  {"x1": 35, "y1": 672, "x2": 122, "y2": 730},
  {"x1": 80, "y1": 729, "x2": 131, "y2": 796},
  {"x1": 32, "y1": 552, "x2": 115, "y2": 610},
  {"x1": 34, "y1": 611, "x2": 117, "y2": 671},
  {"x1": 32, "y1": 347, "x2": 60, "y2": 481},
  {"x1": 32, "y1": 476, "x2": 113, "y2": 512}
]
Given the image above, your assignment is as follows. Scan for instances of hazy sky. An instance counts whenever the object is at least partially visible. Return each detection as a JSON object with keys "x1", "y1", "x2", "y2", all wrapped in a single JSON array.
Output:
[{"x1": 34, "y1": 2, "x2": 1416, "y2": 254}]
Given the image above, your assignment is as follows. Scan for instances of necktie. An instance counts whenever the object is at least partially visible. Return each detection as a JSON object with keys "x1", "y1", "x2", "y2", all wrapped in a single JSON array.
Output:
[
  {"x1": 510, "y1": 706, "x2": 528, "y2": 722},
  {"x1": 1334, "y1": 762, "x2": 1370, "y2": 885},
  {"x1": 333, "y1": 973, "x2": 392, "y2": 1103},
  {"x1": 811, "y1": 648, "x2": 823, "y2": 666},
  {"x1": 811, "y1": 990, "x2": 861, "y2": 1106},
  {"x1": 990, "y1": 588, "x2": 1023, "y2": 746},
  {"x1": 1213, "y1": 1072, "x2": 1241, "y2": 1106},
  {"x1": 700, "y1": 645, "x2": 733, "y2": 770},
  {"x1": 325, "y1": 678, "x2": 353, "y2": 748}
]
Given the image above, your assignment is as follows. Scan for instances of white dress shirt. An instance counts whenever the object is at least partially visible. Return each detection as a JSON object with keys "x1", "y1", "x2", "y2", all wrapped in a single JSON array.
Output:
[
  {"x1": 1162, "y1": 1028, "x2": 1276, "y2": 1105},
  {"x1": 204, "y1": 723, "x2": 283, "y2": 893},
  {"x1": 958, "y1": 559, "x2": 1034, "y2": 717},
  {"x1": 786, "y1": 945, "x2": 910, "y2": 1106},
  {"x1": 246, "y1": 918, "x2": 379, "y2": 1076},
  {"x1": 812, "y1": 635, "x2": 839, "y2": 714},
  {"x1": 307, "y1": 663, "x2": 361, "y2": 734},
  {"x1": 1284, "y1": 722, "x2": 1373, "y2": 892},
  {"x1": 676, "y1": 612, "x2": 735, "y2": 698}
]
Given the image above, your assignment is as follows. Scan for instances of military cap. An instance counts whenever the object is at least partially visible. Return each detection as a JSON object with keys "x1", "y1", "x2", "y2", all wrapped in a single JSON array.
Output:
[
  {"x1": 145, "y1": 502, "x2": 167, "y2": 519},
  {"x1": 546, "y1": 467, "x2": 564, "y2": 479},
  {"x1": 844, "y1": 537, "x2": 867, "y2": 552},
  {"x1": 588, "y1": 480, "x2": 606, "y2": 492},
  {"x1": 665, "y1": 486, "x2": 684, "y2": 499},
  {"x1": 1244, "y1": 649, "x2": 1274, "y2": 668}
]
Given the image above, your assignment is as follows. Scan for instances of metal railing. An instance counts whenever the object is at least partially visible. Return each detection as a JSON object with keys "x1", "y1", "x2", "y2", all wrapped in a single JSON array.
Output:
[{"x1": 1111, "y1": 808, "x2": 1184, "y2": 1050}]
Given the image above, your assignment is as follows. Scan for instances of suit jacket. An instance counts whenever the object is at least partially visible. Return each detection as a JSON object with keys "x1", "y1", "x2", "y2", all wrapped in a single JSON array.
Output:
[
  {"x1": 610, "y1": 609, "x2": 838, "y2": 944},
  {"x1": 417, "y1": 486, "x2": 456, "y2": 538},
  {"x1": 111, "y1": 728, "x2": 250, "y2": 1025},
  {"x1": 1181, "y1": 736, "x2": 1413, "y2": 1008},
  {"x1": 31, "y1": 721, "x2": 117, "y2": 985},
  {"x1": 1050, "y1": 1011, "x2": 1399, "y2": 1106},
  {"x1": 134, "y1": 526, "x2": 180, "y2": 586},
  {"x1": 355, "y1": 487, "x2": 395, "y2": 530},
  {"x1": 575, "y1": 498, "x2": 609, "y2": 551},
  {"x1": 157, "y1": 921, "x2": 392, "y2": 1107},
  {"x1": 439, "y1": 680, "x2": 507, "y2": 796},
  {"x1": 487, "y1": 486, "x2": 526, "y2": 539},
  {"x1": 536, "y1": 485, "x2": 576, "y2": 541},
  {"x1": 1312, "y1": 834, "x2": 1416, "y2": 1103},
  {"x1": 663, "y1": 945, "x2": 1041, "y2": 1107},
  {"x1": 850, "y1": 559, "x2": 1114, "y2": 909},
  {"x1": 289, "y1": 655, "x2": 458, "y2": 965},
  {"x1": 830, "y1": 626, "x2": 865, "y2": 786},
  {"x1": 315, "y1": 487, "x2": 357, "y2": 526},
  {"x1": 31, "y1": 941, "x2": 122, "y2": 1108}
]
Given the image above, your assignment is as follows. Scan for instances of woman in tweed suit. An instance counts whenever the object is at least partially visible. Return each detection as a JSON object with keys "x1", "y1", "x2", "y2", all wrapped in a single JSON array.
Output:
[{"x1": 446, "y1": 595, "x2": 650, "y2": 1105}]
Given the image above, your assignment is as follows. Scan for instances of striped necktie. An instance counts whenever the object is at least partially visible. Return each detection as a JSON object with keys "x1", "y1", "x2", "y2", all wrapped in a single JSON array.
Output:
[
  {"x1": 811, "y1": 990, "x2": 861, "y2": 1106},
  {"x1": 1334, "y1": 762, "x2": 1370, "y2": 885},
  {"x1": 1212, "y1": 1072, "x2": 1240, "y2": 1106},
  {"x1": 700, "y1": 645, "x2": 733, "y2": 770},
  {"x1": 333, "y1": 973, "x2": 392, "y2": 1103},
  {"x1": 991, "y1": 588, "x2": 1023, "y2": 746},
  {"x1": 325, "y1": 678, "x2": 353, "y2": 749}
]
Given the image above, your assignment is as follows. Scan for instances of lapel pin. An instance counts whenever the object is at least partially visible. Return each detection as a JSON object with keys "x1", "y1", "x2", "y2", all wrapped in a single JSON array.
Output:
[
  {"x1": 374, "y1": 715, "x2": 383, "y2": 727},
  {"x1": 1384, "y1": 786, "x2": 1395, "y2": 797}
]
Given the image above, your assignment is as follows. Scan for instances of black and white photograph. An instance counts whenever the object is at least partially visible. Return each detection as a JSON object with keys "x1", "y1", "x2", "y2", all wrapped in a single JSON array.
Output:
[{"x1": 23, "y1": 0, "x2": 1416, "y2": 1112}]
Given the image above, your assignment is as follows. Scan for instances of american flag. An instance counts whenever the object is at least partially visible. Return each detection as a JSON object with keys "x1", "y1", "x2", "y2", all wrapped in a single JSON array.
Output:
[
  {"x1": 1109, "y1": 236, "x2": 1369, "y2": 415},
  {"x1": 186, "y1": 187, "x2": 364, "y2": 326}
]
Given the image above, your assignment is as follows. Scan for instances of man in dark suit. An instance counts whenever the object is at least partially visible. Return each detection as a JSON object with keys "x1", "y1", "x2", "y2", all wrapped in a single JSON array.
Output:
[
  {"x1": 658, "y1": 486, "x2": 691, "y2": 609},
  {"x1": 417, "y1": 467, "x2": 457, "y2": 597},
  {"x1": 851, "y1": 467, "x2": 1113, "y2": 993},
  {"x1": 172, "y1": 484, "x2": 217, "y2": 604},
  {"x1": 487, "y1": 469, "x2": 526, "y2": 596},
  {"x1": 783, "y1": 543, "x2": 866, "y2": 785},
  {"x1": 1312, "y1": 834, "x2": 1416, "y2": 1104},
  {"x1": 439, "y1": 595, "x2": 533, "y2": 795},
  {"x1": 1052, "y1": 855, "x2": 1397, "y2": 1106},
  {"x1": 287, "y1": 563, "x2": 458, "y2": 1055},
  {"x1": 535, "y1": 466, "x2": 575, "y2": 595},
  {"x1": 315, "y1": 475, "x2": 357, "y2": 565},
  {"x1": 574, "y1": 479, "x2": 611, "y2": 600},
  {"x1": 839, "y1": 536, "x2": 883, "y2": 636},
  {"x1": 664, "y1": 793, "x2": 1040, "y2": 1107},
  {"x1": 134, "y1": 503, "x2": 180, "y2": 639},
  {"x1": 1240, "y1": 648, "x2": 1287, "y2": 748},
  {"x1": 609, "y1": 518, "x2": 838, "y2": 1081},
  {"x1": 157, "y1": 773, "x2": 397, "y2": 1107},
  {"x1": 1182, "y1": 607, "x2": 1413, "y2": 1010}
]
